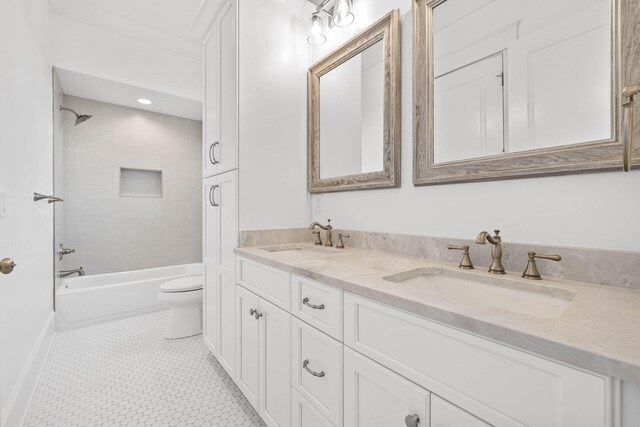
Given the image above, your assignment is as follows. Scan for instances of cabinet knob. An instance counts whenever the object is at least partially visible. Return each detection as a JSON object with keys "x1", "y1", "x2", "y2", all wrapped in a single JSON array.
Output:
[
  {"x1": 0, "y1": 258, "x2": 16, "y2": 274},
  {"x1": 404, "y1": 414, "x2": 420, "y2": 427}
]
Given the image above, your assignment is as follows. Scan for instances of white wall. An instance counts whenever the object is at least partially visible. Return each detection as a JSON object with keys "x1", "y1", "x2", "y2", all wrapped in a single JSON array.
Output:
[
  {"x1": 310, "y1": 0, "x2": 640, "y2": 252},
  {"x1": 0, "y1": 0, "x2": 56, "y2": 423},
  {"x1": 62, "y1": 96, "x2": 202, "y2": 274},
  {"x1": 238, "y1": 0, "x2": 309, "y2": 230},
  {"x1": 22, "y1": 0, "x2": 202, "y2": 101}
]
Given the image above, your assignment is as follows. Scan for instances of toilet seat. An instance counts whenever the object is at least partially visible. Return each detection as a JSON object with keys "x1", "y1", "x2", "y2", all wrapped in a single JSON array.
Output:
[{"x1": 160, "y1": 275, "x2": 203, "y2": 293}]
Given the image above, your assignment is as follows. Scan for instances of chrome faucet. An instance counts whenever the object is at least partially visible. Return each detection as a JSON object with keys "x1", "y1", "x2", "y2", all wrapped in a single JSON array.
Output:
[
  {"x1": 309, "y1": 220, "x2": 333, "y2": 247},
  {"x1": 475, "y1": 230, "x2": 505, "y2": 274},
  {"x1": 59, "y1": 267, "x2": 85, "y2": 278}
]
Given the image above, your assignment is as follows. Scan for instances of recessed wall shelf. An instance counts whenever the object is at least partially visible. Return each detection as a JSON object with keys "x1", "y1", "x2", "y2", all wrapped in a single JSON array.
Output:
[{"x1": 119, "y1": 168, "x2": 163, "y2": 198}]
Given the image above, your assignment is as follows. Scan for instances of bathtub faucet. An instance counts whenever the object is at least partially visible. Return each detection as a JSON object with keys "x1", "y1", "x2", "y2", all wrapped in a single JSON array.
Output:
[{"x1": 59, "y1": 267, "x2": 85, "y2": 278}]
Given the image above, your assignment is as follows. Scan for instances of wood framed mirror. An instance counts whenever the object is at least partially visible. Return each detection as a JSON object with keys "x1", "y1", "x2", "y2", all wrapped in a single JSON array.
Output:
[
  {"x1": 413, "y1": 0, "x2": 640, "y2": 185},
  {"x1": 308, "y1": 9, "x2": 401, "y2": 193}
]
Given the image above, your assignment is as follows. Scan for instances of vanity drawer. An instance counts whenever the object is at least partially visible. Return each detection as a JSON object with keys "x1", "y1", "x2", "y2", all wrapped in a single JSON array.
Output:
[
  {"x1": 344, "y1": 293, "x2": 610, "y2": 427},
  {"x1": 291, "y1": 318, "x2": 343, "y2": 427},
  {"x1": 236, "y1": 257, "x2": 291, "y2": 311},
  {"x1": 291, "y1": 274, "x2": 343, "y2": 341}
]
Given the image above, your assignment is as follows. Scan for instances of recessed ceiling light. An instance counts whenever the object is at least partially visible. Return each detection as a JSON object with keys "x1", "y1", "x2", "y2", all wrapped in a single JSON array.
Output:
[{"x1": 137, "y1": 98, "x2": 152, "y2": 105}]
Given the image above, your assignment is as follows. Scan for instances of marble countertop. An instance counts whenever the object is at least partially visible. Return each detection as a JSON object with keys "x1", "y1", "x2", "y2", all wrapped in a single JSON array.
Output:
[{"x1": 235, "y1": 243, "x2": 640, "y2": 383}]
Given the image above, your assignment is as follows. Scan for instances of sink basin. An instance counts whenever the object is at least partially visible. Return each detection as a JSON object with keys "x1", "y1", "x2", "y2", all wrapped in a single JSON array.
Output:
[
  {"x1": 383, "y1": 267, "x2": 575, "y2": 319},
  {"x1": 258, "y1": 244, "x2": 341, "y2": 256}
]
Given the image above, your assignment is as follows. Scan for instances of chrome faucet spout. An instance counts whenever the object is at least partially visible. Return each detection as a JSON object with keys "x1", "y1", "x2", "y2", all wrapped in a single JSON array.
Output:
[
  {"x1": 309, "y1": 220, "x2": 333, "y2": 247},
  {"x1": 475, "y1": 230, "x2": 505, "y2": 274}
]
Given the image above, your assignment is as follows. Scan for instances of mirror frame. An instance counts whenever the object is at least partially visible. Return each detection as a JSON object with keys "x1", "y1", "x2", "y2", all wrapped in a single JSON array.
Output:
[
  {"x1": 413, "y1": 0, "x2": 640, "y2": 186},
  {"x1": 308, "y1": 9, "x2": 401, "y2": 193}
]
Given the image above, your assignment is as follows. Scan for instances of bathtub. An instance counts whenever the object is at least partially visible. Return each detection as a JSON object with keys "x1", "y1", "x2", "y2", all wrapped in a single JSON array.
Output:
[{"x1": 55, "y1": 263, "x2": 203, "y2": 331}]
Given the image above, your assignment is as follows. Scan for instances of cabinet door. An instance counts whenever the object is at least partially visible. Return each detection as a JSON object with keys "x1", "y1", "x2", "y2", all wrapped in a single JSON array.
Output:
[
  {"x1": 236, "y1": 285, "x2": 260, "y2": 410},
  {"x1": 259, "y1": 298, "x2": 291, "y2": 427},
  {"x1": 217, "y1": 0, "x2": 238, "y2": 174},
  {"x1": 215, "y1": 170, "x2": 237, "y2": 377},
  {"x1": 344, "y1": 347, "x2": 429, "y2": 427},
  {"x1": 202, "y1": 177, "x2": 219, "y2": 352},
  {"x1": 292, "y1": 389, "x2": 335, "y2": 427},
  {"x1": 431, "y1": 395, "x2": 490, "y2": 427},
  {"x1": 203, "y1": 25, "x2": 219, "y2": 178}
]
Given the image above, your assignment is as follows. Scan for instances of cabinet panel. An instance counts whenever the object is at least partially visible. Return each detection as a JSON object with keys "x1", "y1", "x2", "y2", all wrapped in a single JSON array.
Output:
[
  {"x1": 344, "y1": 293, "x2": 611, "y2": 427},
  {"x1": 291, "y1": 389, "x2": 335, "y2": 427},
  {"x1": 217, "y1": 0, "x2": 238, "y2": 174},
  {"x1": 203, "y1": 28, "x2": 219, "y2": 178},
  {"x1": 260, "y1": 298, "x2": 291, "y2": 427},
  {"x1": 291, "y1": 275, "x2": 343, "y2": 341},
  {"x1": 344, "y1": 347, "x2": 429, "y2": 427},
  {"x1": 291, "y1": 318, "x2": 342, "y2": 426},
  {"x1": 431, "y1": 395, "x2": 490, "y2": 427},
  {"x1": 203, "y1": 177, "x2": 219, "y2": 352},
  {"x1": 217, "y1": 170, "x2": 237, "y2": 275},
  {"x1": 236, "y1": 285, "x2": 260, "y2": 410},
  {"x1": 217, "y1": 274, "x2": 236, "y2": 376}
]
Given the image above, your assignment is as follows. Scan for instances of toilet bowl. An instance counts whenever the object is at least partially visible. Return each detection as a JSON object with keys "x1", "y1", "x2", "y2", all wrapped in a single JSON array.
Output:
[{"x1": 157, "y1": 275, "x2": 203, "y2": 339}]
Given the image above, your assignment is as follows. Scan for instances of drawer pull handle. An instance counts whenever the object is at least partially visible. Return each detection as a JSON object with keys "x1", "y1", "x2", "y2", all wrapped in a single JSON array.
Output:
[
  {"x1": 302, "y1": 359, "x2": 325, "y2": 377},
  {"x1": 209, "y1": 141, "x2": 220, "y2": 165},
  {"x1": 404, "y1": 414, "x2": 420, "y2": 427},
  {"x1": 302, "y1": 297, "x2": 325, "y2": 310}
]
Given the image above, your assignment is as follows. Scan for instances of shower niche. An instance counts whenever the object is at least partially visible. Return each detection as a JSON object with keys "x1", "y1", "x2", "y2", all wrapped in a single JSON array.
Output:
[{"x1": 119, "y1": 168, "x2": 163, "y2": 198}]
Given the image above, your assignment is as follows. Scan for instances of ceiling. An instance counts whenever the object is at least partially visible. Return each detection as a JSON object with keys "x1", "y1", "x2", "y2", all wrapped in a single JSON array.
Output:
[{"x1": 56, "y1": 68, "x2": 202, "y2": 121}]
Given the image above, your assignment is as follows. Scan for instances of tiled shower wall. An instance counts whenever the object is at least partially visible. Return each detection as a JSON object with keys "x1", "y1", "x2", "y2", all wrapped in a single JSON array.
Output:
[{"x1": 62, "y1": 96, "x2": 202, "y2": 275}]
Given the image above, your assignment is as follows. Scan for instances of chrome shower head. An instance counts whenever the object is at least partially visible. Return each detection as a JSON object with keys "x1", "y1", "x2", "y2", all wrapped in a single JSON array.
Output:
[{"x1": 59, "y1": 106, "x2": 93, "y2": 126}]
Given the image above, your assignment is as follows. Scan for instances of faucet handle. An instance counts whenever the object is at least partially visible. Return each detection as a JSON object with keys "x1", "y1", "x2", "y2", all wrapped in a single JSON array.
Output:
[
  {"x1": 522, "y1": 251, "x2": 561, "y2": 280},
  {"x1": 447, "y1": 244, "x2": 474, "y2": 270},
  {"x1": 312, "y1": 230, "x2": 323, "y2": 246},
  {"x1": 336, "y1": 233, "x2": 350, "y2": 249}
]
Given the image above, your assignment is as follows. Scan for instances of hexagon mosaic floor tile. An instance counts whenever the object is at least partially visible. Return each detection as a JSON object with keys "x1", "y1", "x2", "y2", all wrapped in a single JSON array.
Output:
[{"x1": 24, "y1": 310, "x2": 265, "y2": 427}]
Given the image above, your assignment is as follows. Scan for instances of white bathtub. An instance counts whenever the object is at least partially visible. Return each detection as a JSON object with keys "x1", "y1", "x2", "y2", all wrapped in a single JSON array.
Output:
[{"x1": 55, "y1": 263, "x2": 203, "y2": 331}]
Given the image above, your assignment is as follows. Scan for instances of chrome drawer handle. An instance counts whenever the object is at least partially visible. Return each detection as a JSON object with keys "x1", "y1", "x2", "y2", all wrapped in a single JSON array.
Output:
[
  {"x1": 404, "y1": 414, "x2": 420, "y2": 427},
  {"x1": 302, "y1": 297, "x2": 325, "y2": 310},
  {"x1": 209, "y1": 141, "x2": 220, "y2": 165},
  {"x1": 209, "y1": 185, "x2": 219, "y2": 207},
  {"x1": 302, "y1": 359, "x2": 325, "y2": 377}
]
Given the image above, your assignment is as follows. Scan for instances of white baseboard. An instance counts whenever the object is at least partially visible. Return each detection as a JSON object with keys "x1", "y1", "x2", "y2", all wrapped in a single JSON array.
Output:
[{"x1": 1, "y1": 312, "x2": 55, "y2": 427}]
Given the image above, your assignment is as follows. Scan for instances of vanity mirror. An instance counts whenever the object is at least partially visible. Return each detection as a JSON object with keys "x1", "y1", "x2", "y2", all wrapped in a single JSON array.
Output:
[
  {"x1": 309, "y1": 10, "x2": 401, "y2": 193},
  {"x1": 413, "y1": 0, "x2": 640, "y2": 185}
]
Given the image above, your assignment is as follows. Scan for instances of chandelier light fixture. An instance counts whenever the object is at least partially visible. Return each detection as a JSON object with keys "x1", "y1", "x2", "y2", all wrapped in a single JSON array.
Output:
[{"x1": 307, "y1": 0, "x2": 355, "y2": 46}]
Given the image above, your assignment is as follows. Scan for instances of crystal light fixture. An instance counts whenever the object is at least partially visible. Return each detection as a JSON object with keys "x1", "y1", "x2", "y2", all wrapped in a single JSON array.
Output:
[
  {"x1": 307, "y1": 0, "x2": 355, "y2": 46},
  {"x1": 307, "y1": 12, "x2": 327, "y2": 46}
]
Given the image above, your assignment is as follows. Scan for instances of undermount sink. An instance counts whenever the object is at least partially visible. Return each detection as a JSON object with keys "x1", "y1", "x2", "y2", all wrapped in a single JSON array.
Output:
[
  {"x1": 258, "y1": 244, "x2": 341, "y2": 256},
  {"x1": 383, "y1": 267, "x2": 575, "y2": 319}
]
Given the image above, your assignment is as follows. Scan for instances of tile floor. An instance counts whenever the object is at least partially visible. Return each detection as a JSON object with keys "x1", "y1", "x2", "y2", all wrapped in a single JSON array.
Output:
[{"x1": 24, "y1": 310, "x2": 264, "y2": 427}]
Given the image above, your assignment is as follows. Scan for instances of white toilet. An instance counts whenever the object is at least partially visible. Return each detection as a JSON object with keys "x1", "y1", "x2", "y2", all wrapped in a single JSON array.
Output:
[{"x1": 157, "y1": 275, "x2": 203, "y2": 339}]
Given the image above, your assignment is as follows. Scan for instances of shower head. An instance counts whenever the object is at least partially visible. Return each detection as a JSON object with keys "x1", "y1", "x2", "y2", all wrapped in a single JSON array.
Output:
[{"x1": 59, "y1": 106, "x2": 93, "y2": 126}]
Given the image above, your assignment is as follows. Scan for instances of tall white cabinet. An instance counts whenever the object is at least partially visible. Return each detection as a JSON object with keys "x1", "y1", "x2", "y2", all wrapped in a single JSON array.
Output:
[{"x1": 202, "y1": 0, "x2": 239, "y2": 382}]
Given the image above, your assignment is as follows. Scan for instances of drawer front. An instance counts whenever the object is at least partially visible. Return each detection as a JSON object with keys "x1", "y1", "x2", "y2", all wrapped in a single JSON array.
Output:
[
  {"x1": 431, "y1": 395, "x2": 490, "y2": 427},
  {"x1": 291, "y1": 389, "x2": 335, "y2": 427},
  {"x1": 291, "y1": 275, "x2": 343, "y2": 341},
  {"x1": 344, "y1": 293, "x2": 611, "y2": 427},
  {"x1": 344, "y1": 347, "x2": 430, "y2": 427},
  {"x1": 237, "y1": 257, "x2": 291, "y2": 311},
  {"x1": 291, "y1": 318, "x2": 343, "y2": 427}
]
